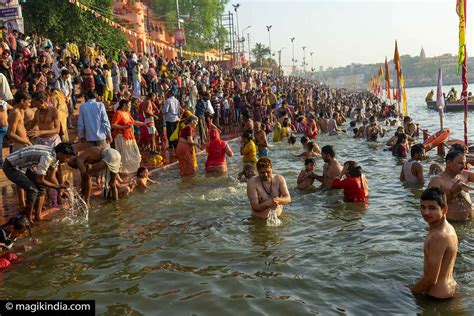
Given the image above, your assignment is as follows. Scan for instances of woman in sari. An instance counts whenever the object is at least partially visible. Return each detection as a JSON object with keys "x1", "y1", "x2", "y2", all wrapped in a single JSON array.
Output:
[
  {"x1": 331, "y1": 161, "x2": 369, "y2": 203},
  {"x1": 112, "y1": 99, "x2": 145, "y2": 174},
  {"x1": 205, "y1": 128, "x2": 233, "y2": 175},
  {"x1": 176, "y1": 115, "x2": 199, "y2": 177}
]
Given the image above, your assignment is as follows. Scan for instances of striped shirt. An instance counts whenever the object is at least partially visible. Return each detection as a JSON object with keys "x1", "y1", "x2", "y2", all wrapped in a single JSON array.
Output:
[{"x1": 6, "y1": 145, "x2": 59, "y2": 175}]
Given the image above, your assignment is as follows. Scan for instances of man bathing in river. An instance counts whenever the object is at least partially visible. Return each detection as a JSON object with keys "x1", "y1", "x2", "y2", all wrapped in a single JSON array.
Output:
[
  {"x1": 400, "y1": 144, "x2": 425, "y2": 185},
  {"x1": 428, "y1": 150, "x2": 474, "y2": 221},
  {"x1": 410, "y1": 188, "x2": 458, "y2": 299},
  {"x1": 315, "y1": 145, "x2": 343, "y2": 189},
  {"x1": 68, "y1": 146, "x2": 122, "y2": 205},
  {"x1": 247, "y1": 158, "x2": 291, "y2": 219}
]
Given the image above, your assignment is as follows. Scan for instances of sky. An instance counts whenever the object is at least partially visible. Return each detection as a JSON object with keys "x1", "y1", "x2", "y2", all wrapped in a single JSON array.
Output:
[{"x1": 224, "y1": 0, "x2": 473, "y2": 71}]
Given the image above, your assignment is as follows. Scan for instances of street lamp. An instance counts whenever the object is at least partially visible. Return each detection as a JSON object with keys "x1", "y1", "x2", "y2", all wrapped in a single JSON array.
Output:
[
  {"x1": 241, "y1": 25, "x2": 251, "y2": 54},
  {"x1": 266, "y1": 25, "x2": 272, "y2": 53},
  {"x1": 302, "y1": 46, "x2": 306, "y2": 78},
  {"x1": 277, "y1": 47, "x2": 285, "y2": 76},
  {"x1": 232, "y1": 3, "x2": 241, "y2": 65},
  {"x1": 175, "y1": 0, "x2": 190, "y2": 59},
  {"x1": 290, "y1": 37, "x2": 295, "y2": 74}
]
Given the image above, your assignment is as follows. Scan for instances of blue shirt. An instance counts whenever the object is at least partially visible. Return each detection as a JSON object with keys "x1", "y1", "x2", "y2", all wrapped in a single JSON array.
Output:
[
  {"x1": 163, "y1": 96, "x2": 180, "y2": 122},
  {"x1": 77, "y1": 99, "x2": 111, "y2": 141}
]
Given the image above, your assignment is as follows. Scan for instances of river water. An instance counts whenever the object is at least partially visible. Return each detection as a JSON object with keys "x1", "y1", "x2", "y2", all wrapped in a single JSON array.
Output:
[{"x1": 1, "y1": 85, "x2": 472, "y2": 315}]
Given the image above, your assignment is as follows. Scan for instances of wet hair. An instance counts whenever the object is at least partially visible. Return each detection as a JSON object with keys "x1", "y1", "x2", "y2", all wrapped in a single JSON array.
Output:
[
  {"x1": 305, "y1": 158, "x2": 315, "y2": 165},
  {"x1": 420, "y1": 187, "x2": 447, "y2": 208},
  {"x1": 242, "y1": 132, "x2": 253, "y2": 141},
  {"x1": 256, "y1": 157, "x2": 272, "y2": 170},
  {"x1": 395, "y1": 133, "x2": 407, "y2": 144},
  {"x1": 14, "y1": 91, "x2": 31, "y2": 104},
  {"x1": 321, "y1": 145, "x2": 335, "y2": 157},
  {"x1": 2, "y1": 214, "x2": 31, "y2": 236},
  {"x1": 411, "y1": 143, "x2": 424, "y2": 158},
  {"x1": 288, "y1": 135, "x2": 296, "y2": 145},
  {"x1": 300, "y1": 136, "x2": 308, "y2": 144},
  {"x1": 55, "y1": 142, "x2": 76, "y2": 156},
  {"x1": 136, "y1": 166, "x2": 147, "y2": 177},
  {"x1": 445, "y1": 150, "x2": 464, "y2": 163},
  {"x1": 350, "y1": 121, "x2": 356, "y2": 127},
  {"x1": 282, "y1": 119, "x2": 289, "y2": 128},
  {"x1": 345, "y1": 161, "x2": 362, "y2": 177},
  {"x1": 353, "y1": 127, "x2": 358, "y2": 135},
  {"x1": 450, "y1": 143, "x2": 467, "y2": 153}
]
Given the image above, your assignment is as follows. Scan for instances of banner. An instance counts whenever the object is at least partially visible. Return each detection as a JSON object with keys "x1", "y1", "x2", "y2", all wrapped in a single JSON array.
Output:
[{"x1": 174, "y1": 29, "x2": 186, "y2": 46}]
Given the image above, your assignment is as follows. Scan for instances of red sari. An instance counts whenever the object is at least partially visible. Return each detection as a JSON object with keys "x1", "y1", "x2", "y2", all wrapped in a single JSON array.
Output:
[{"x1": 205, "y1": 129, "x2": 227, "y2": 174}]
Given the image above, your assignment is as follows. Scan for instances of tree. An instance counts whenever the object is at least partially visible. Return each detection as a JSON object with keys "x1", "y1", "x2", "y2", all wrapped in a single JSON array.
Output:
[
  {"x1": 151, "y1": 0, "x2": 228, "y2": 52},
  {"x1": 23, "y1": 0, "x2": 128, "y2": 57},
  {"x1": 251, "y1": 43, "x2": 273, "y2": 68}
]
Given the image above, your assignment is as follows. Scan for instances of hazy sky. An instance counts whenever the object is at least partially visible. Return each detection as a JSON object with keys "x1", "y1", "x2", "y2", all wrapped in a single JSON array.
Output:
[{"x1": 224, "y1": 0, "x2": 473, "y2": 71}]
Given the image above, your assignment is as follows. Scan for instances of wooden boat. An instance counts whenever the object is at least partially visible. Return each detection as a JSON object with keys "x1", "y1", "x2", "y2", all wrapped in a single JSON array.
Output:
[
  {"x1": 423, "y1": 128, "x2": 451, "y2": 151},
  {"x1": 426, "y1": 100, "x2": 474, "y2": 111}
]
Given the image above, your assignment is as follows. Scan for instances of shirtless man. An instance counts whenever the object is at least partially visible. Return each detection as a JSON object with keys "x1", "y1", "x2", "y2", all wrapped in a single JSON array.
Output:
[
  {"x1": 68, "y1": 146, "x2": 122, "y2": 205},
  {"x1": 400, "y1": 144, "x2": 425, "y2": 185},
  {"x1": 240, "y1": 111, "x2": 254, "y2": 136},
  {"x1": 428, "y1": 150, "x2": 474, "y2": 221},
  {"x1": 297, "y1": 158, "x2": 317, "y2": 189},
  {"x1": 317, "y1": 112, "x2": 328, "y2": 134},
  {"x1": 246, "y1": 157, "x2": 291, "y2": 219},
  {"x1": 410, "y1": 187, "x2": 458, "y2": 299},
  {"x1": 8, "y1": 91, "x2": 32, "y2": 153},
  {"x1": 315, "y1": 145, "x2": 343, "y2": 189},
  {"x1": 28, "y1": 92, "x2": 61, "y2": 147},
  {"x1": 254, "y1": 122, "x2": 268, "y2": 158},
  {"x1": 404, "y1": 116, "x2": 418, "y2": 138}
]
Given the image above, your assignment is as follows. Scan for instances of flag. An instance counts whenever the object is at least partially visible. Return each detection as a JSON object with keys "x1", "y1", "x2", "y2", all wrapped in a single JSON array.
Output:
[
  {"x1": 384, "y1": 57, "x2": 391, "y2": 100},
  {"x1": 377, "y1": 64, "x2": 384, "y2": 95},
  {"x1": 457, "y1": 0, "x2": 466, "y2": 74},
  {"x1": 393, "y1": 40, "x2": 408, "y2": 115},
  {"x1": 436, "y1": 68, "x2": 445, "y2": 114}
]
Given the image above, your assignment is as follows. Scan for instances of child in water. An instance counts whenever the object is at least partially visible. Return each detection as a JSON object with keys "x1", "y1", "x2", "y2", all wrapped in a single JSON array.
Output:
[
  {"x1": 297, "y1": 141, "x2": 320, "y2": 158},
  {"x1": 297, "y1": 158, "x2": 317, "y2": 189},
  {"x1": 238, "y1": 163, "x2": 256, "y2": 183},
  {"x1": 0, "y1": 215, "x2": 31, "y2": 269},
  {"x1": 136, "y1": 166, "x2": 157, "y2": 190}
]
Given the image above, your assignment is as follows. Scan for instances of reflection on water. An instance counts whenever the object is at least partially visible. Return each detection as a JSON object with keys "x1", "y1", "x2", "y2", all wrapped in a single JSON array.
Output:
[{"x1": 0, "y1": 86, "x2": 472, "y2": 314}]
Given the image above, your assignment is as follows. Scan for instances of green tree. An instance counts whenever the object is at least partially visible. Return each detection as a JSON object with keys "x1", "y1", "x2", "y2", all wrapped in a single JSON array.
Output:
[
  {"x1": 151, "y1": 0, "x2": 228, "y2": 52},
  {"x1": 251, "y1": 43, "x2": 271, "y2": 67},
  {"x1": 23, "y1": 0, "x2": 128, "y2": 57}
]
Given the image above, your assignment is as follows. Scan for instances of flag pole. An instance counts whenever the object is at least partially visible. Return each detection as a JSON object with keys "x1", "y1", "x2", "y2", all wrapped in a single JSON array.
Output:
[{"x1": 463, "y1": 0, "x2": 468, "y2": 145}]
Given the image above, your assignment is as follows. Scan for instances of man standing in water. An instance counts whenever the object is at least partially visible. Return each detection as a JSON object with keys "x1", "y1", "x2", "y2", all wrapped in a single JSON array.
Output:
[
  {"x1": 400, "y1": 144, "x2": 425, "y2": 185},
  {"x1": 410, "y1": 187, "x2": 458, "y2": 299},
  {"x1": 315, "y1": 145, "x2": 343, "y2": 189},
  {"x1": 247, "y1": 158, "x2": 291, "y2": 219},
  {"x1": 428, "y1": 150, "x2": 474, "y2": 221}
]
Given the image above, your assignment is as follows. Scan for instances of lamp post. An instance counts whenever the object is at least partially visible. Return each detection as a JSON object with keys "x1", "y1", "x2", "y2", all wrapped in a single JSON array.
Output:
[
  {"x1": 247, "y1": 33, "x2": 251, "y2": 63},
  {"x1": 290, "y1": 37, "x2": 295, "y2": 75},
  {"x1": 302, "y1": 46, "x2": 306, "y2": 78},
  {"x1": 176, "y1": 0, "x2": 183, "y2": 59},
  {"x1": 266, "y1": 25, "x2": 272, "y2": 53},
  {"x1": 241, "y1": 25, "x2": 251, "y2": 56},
  {"x1": 278, "y1": 47, "x2": 285, "y2": 76},
  {"x1": 232, "y1": 3, "x2": 240, "y2": 65}
]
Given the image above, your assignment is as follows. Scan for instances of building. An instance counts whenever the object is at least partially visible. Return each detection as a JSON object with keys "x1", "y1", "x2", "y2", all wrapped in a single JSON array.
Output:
[
  {"x1": 420, "y1": 47, "x2": 426, "y2": 59},
  {"x1": 112, "y1": 0, "x2": 222, "y2": 61}
]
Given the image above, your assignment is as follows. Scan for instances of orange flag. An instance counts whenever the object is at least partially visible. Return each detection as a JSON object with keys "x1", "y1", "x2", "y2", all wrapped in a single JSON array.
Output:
[{"x1": 384, "y1": 57, "x2": 391, "y2": 100}]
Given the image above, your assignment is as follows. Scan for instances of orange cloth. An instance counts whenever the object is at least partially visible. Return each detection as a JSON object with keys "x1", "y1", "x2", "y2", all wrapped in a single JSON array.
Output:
[{"x1": 112, "y1": 110, "x2": 135, "y2": 140}]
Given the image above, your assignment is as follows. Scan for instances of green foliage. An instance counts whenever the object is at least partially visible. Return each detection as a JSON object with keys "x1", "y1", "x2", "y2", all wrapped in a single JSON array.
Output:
[
  {"x1": 23, "y1": 0, "x2": 128, "y2": 57},
  {"x1": 151, "y1": 0, "x2": 228, "y2": 52}
]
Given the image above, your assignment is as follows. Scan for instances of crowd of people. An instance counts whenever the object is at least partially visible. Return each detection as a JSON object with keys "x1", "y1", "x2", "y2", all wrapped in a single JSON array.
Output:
[{"x1": 0, "y1": 27, "x2": 469, "y2": 302}]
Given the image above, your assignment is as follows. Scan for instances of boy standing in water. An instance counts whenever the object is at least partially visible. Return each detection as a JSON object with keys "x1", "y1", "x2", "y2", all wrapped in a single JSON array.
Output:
[
  {"x1": 410, "y1": 187, "x2": 458, "y2": 299},
  {"x1": 297, "y1": 158, "x2": 317, "y2": 189}
]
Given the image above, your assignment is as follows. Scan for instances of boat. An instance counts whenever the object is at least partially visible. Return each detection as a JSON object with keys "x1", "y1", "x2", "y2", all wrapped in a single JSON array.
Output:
[
  {"x1": 423, "y1": 128, "x2": 451, "y2": 151},
  {"x1": 426, "y1": 100, "x2": 474, "y2": 111}
]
